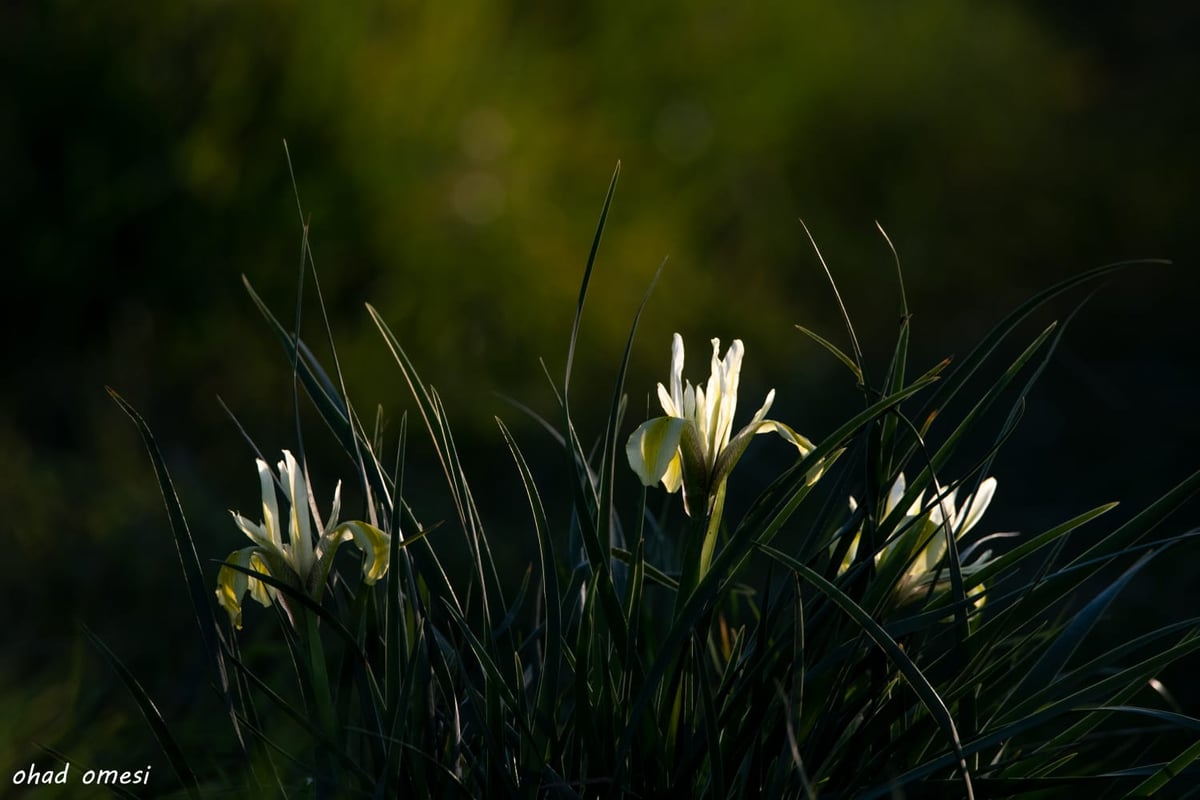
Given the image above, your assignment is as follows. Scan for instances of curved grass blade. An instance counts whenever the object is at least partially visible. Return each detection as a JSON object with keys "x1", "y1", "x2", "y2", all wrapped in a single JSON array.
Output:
[
  {"x1": 756, "y1": 544, "x2": 975, "y2": 800},
  {"x1": 497, "y1": 419, "x2": 564, "y2": 751},
  {"x1": 859, "y1": 626, "x2": 1200, "y2": 796},
  {"x1": 1004, "y1": 550, "x2": 1157, "y2": 710},
  {"x1": 564, "y1": 161, "x2": 619, "y2": 394},
  {"x1": 794, "y1": 324, "x2": 863, "y2": 385},
  {"x1": 799, "y1": 219, "x2": 868, "y2": 394},
  {"x1": 917, "y1": 259, "x2": 1168, "y2": 425},
  {"x1": 82, "y1": 626, "x2": 201, "y2": 799}
]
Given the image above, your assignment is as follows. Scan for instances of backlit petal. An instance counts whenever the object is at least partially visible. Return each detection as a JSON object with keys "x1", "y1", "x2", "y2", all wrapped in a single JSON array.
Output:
[
  {"x1": 281, "y1": 450, "x2": 316, "y2": 578},
  {"x1": 626, "y1": 416, "x2": 688, "y2": 489}
]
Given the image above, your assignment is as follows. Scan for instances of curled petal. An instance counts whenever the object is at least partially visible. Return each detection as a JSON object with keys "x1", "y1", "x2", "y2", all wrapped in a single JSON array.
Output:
[
  {"x1": 752, "y1": 418, "x2": 814, "y2": 456},
  {"x1": 312, "y1": 521, "x2": 393, "y2": 598},
  {"x1": 341, "y1": 521, "x2": 391, "y2": 583},
  {"x1": 215, "y1": 548, "x2": 274, "y2": 630},
  {"x1": 626, "y1": 417, "x2": 688, "y2": 489}
]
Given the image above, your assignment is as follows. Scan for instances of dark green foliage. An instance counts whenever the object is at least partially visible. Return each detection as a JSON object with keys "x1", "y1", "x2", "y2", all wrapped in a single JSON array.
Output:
[{"x1": 108, "y1": 175, "x2": 1200, "y2": 798}]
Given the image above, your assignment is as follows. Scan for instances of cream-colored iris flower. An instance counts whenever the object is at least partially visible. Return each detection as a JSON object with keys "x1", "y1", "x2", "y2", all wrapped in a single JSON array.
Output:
[
  {"x1": 215, "y1": 450, "x2": 391, "y2": 629},
  {"x1": 840, "y1": 473, "x2": 997, "y2": 608},
  {"x1": 626, "y1": 333, "x2": 816, "y2": 516}
]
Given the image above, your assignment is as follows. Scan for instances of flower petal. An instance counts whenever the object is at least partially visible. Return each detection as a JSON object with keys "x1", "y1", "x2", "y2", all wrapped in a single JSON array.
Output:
[
  {"x1": 886, "y1": 473, "x2": 908, "y2": 518},
  {"x1": 281, "y1": 450, "x2": 316, "y2": 578},
  {"x1": 711, "y1": 339, "x2": 743, "y2": 457},
  {"x1": 231, "y1": 511, "x2": 274, "y2": 551},
  {"x1": 311, "y1": 521, "x2": 392, "y2": 598},
  {"x1": 256, "y1": 458, "x2": 282, "y2": 549},
  {"x1": 341, "y1": 521, "x2": 391, "y2": 583},
  {"x1": 326, "y1": 480, "x2": 343, "y2": 535},
  {"x1": 956, "y1": 477, "x2": 997, "y2": 536},
  {"x1": 626, "y1": 416, "x2": 688, "y2": 489},
  {"x1": 215, "y1": 547, "x2": 273, "y2": 630},
  {"x1": 753, "y1": 418, "x2": 814, "y2": 456},
  {"x1": 669, "y1": 332, "x2": 685, "y2": 414},
  {"x1": 656, "y1": 382, "x2": 678, "y2": 417}
]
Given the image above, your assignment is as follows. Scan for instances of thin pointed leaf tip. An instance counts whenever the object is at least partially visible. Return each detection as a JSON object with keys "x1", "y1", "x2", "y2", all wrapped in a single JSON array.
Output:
[
  {"x1": 216, "y1": 450, "x2": 391, "y2": 629},
  {"x1": 626, "y1": 333, "x2": 823, "y2": 516}
]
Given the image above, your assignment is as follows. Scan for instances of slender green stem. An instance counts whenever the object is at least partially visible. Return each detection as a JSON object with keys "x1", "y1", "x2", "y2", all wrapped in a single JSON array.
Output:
[{"x1": 697, "y1": 480, "x2": 727, "y2": 583}]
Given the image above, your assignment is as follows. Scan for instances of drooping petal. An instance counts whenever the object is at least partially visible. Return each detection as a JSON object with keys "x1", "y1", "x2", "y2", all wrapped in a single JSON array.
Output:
[
  {"x1": 311, "y1": 521, "x2": 392, "y2": 599},
  {"x1": 216, "y1": 547, "x2": 274, "y2": 630},
  {"x1": 752, "y1": 419, "x2": 814, "y2": 456},
  {"x1": 626, "y1": 416, "x2": 688, "y2": 489},
  {"x1": 340, "y1": 521, "x2": 391, "y2": 583}
]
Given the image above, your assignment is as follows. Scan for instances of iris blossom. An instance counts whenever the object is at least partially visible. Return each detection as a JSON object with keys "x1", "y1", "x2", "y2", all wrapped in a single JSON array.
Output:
[
  {"x1": 215, "y1": 450, "x2": 391, "y2": 629},
  {"x1": 840, "y1": 473, "x2": 998, "y2": 608},
  {"x1": 626, "y1": 333, "x2": 818, "y2": 517}
]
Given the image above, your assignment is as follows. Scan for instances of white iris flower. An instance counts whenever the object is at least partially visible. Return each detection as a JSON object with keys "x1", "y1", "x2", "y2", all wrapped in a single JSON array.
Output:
[
  {"x1": 626, "y1": 333, "x2": 817, "y2": 516},
  {"x1": 840, "y1": 473, "x2": 998, "y2": 608},
  {"x1": 215, "y1": 450, "x2": 391, "y2": 629}
]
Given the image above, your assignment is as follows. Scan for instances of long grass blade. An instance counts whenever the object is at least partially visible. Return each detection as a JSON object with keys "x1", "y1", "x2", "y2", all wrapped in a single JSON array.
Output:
[{"x1": 82, "y1": 626, "x2": 202, "y2": 799}]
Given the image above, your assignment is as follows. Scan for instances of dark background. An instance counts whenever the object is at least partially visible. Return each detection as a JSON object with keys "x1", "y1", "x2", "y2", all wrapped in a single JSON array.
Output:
[{"x1": 4, "y1": 1, "x2": 1199, "y2": 787}]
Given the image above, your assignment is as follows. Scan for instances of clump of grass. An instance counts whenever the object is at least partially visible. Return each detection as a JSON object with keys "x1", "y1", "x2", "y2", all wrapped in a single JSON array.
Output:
[{"x1": 103, "y1": 164, "x2": 1200, "y2": 798}]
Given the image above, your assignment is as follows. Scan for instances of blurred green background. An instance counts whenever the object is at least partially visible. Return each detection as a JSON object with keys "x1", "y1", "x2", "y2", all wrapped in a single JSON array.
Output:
[{"x1": 5, "y1": 0, "x2": 1200, "y2": 791}]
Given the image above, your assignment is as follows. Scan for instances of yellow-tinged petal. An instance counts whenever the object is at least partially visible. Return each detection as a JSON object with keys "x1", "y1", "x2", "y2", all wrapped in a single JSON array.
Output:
[
  {"x1": 752, "y1": 419, "x2": 814, "y2": 456},
  {"x1": 311, "y1": 521, "x2": 393, "y2": 598},
  {"x1": 339, "y1": 521, "x2": 392, "y2": 583},
  {"x1": 281, "y1": 450, "x2": 316, "y2": 578},
  {"x1": 626, "y1": 416, "x2": 688, "y2": 489},
  {"x1": 216, "y1": 547, "x2": 273, "y2": 630},
  {"x1": 660, "y1": 451, "x2": 684, "y2": 493}
]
